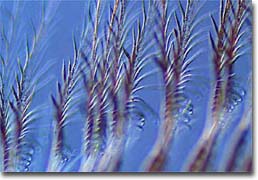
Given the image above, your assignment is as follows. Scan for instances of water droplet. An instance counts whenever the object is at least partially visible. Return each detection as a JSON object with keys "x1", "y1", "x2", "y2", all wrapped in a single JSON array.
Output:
[
  {"x1": 176, "y1": 114, "x2": 192, "y2": 130},
  {"x1": 240, "y1": 89, "x2": 246, "y2": 96},
  {"x1": 231, "y1": 92, "x2": 243, "y2": 105},
  {"x1": 17, "y1": 165, "x2": 29, "y2": 172},
  {"x1": 183, "y1": 117, "x2": 190, "y2": 123},
  {"x1": 25, "y1": 160, "x2": 31, "y2": 166},
  {"x1": 20, "y1": 153, "x2": 33, "y2": 162},
  {"x1": 59, "y1": 145, "x2": 77, "y2": 166},
  {"x1": 17, "y1": 158, "x2": 31, "y2": 172},
  {"x1": 227, "y1": 105, "x2": 234, "y2": 112},
  {"x1": 137, "y1": 117, "x2": 145, "y2": 130},
  {"x1": 61, "y1": 155, "x2": 69, "y2": 164},
  {"x1": 24, "y1": 167, "x2": 29, "y2": 172},
  {"x1": 234, "y1": 86, "x2": 246, "y2": 96},
  {"x1": 187, "y1": 104, "x2": 193, "y2": 115},
  {"x1": 237, "y1": 96, "x2": 243, "y2": 102}
]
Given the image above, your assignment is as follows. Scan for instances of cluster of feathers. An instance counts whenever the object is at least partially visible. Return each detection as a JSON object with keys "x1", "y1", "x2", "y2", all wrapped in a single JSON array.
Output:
[{"x1": 0, "y1": 0, "x2": 252, "y2": 172}]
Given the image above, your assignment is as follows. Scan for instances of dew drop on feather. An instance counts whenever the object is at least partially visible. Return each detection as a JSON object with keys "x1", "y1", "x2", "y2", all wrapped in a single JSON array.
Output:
[
  {"x1": 25, "y1": 160, "x2": 31, "y2": 166},
  {"x1": 59, "y1": 145, "x2": 77, "y2": 165},
  {"x1": 236, "y1": 96, "x2": 243, "y2": 102},
  {"x1": 20, "y1": 156, "x2": 32, "y2": 166},
  {"x1": 233, "y1": 100, "x2": 238, "y2": 106},
  {"x1": 20, "y1": 153, "x2": 33, "y2": 162},
  {"x1": 187, "y1": 104, "x2": 193, "y2": 115},
  {"x1": 183, "y1": 114, "x2": 191, "y2": 123},
  {"x1": 227, "y1": 105, "x2": 234, "y2": 113},
  {"x1": 137, "y1": 117, "x2": 145, "y2": 130},
  {"x1": 17, "y1": 160, "x2": 30, "y2": 172},
  {"x1": 232, "y1": 93, "x2": 242, "y2": 103},
  {"x1": 234, "y1": 86, "x2": 246, "y2": 97},
  {"x1": 61, "y1": 155, "x2": 69, "y2": 164},
  {"x1": 24, "y1": 167, "x2": 29, "y2": 172},
  {"x1": 240, "y1": 89, "x2": 246, "y2": 96}
]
